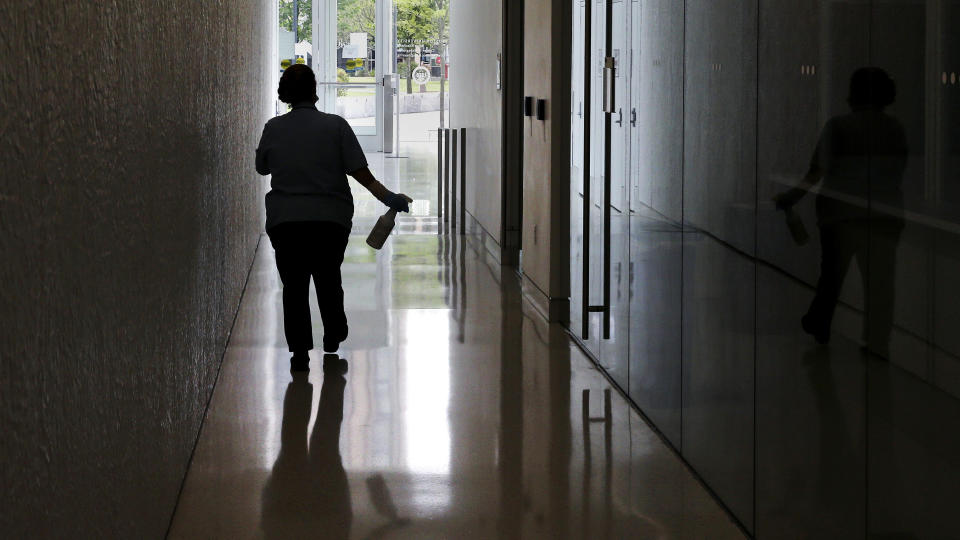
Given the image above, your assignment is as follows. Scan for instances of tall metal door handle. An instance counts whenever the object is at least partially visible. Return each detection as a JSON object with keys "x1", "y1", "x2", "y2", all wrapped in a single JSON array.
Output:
[
  {"x1": 581, "y1": 0, "x2": 593, "y2": 340},
  {"x1": 631, "y1": 108, "x2": 637, "y2": 127},
  {"x1": 599, "y1": 0, "x2": 614, "y2": 340},
  {"x1": 615, "y1": 108, "x2": 623, "y2": 126}
]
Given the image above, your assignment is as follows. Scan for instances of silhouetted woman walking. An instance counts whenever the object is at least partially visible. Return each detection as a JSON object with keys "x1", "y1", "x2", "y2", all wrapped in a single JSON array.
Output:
[
  {"x1": 776, "y1": 67, "x2": 907, "y2": 356},
  {"x1": 256, "y1": 65, "x2": 411, "y2": 370}
]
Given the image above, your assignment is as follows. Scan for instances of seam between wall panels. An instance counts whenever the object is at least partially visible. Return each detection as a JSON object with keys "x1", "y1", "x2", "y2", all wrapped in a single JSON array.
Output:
[
  {"x1": 753, "y1": 0, "x2": 760, "y2": 534},
  {"x1": 865, "y1": 4, "x2": 873, "y2": 536},
  {"x1": 680, "y1": 0, "x2": 687, "y2": 460}
]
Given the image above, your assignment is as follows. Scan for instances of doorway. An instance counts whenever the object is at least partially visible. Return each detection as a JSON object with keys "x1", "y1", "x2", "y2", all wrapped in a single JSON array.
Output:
[
  {"x1": 313, "y1": 0, "x2": 391, "y2": 151},
  {"x1": 278, "y1": 1, "x2": 449, "y2": 153},
  {"x1": 392, "y1": 1, "x2": 450, "y2": 148}
]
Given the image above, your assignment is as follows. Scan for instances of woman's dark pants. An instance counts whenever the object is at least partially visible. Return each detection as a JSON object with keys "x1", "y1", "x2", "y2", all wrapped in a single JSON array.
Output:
[
  {"x1": 806, "y1": 220, "x2": 900, "y2": 352},
  {"x1": 267, "y1": 221, "x2": 350, "y2": 353}
]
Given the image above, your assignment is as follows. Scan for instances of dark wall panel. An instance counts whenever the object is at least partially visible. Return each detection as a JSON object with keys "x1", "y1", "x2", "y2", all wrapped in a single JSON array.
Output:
[
  {"x1": 628, "y1": 220, "x2": 683, "y2": 446},
  {"x1": 683, "y1": 0, "x2": 758, "y2": 255},
  {"x1": 625, "y1": 0, "x2": 685, "y2": 448},
  {"x1": 631, "y1": 0, "x2": 684, "y2": 222},
  {"x1": 681, "y1": 233, "x2": 755, "y2": 531},
  {"x1": 756, "y1": 266, "x2": 866, "y2": 538},
  {"x1": 867, "y1": 358, "x2": 960, "y2": 539},
  {"x1": 754, "y1": 2, "x2": 869, "y2": 537},
  {"x1": 569, "y1": 0, "x2": 960, "y2": 537},
  {"x1": 868, "y1": 2, "x2": 960, "y2": 538},
  {"x1": 756, "y1": 0, "x2": 823, "y2": 285}
]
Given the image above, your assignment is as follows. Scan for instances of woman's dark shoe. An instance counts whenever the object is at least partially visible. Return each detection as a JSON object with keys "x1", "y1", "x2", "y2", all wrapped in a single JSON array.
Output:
[
  {"x1": 290, "y1": 351, "x2": 310, "y2": 372},
  {"x1": 323, "y1": 353, "x2": 349, "y2": 375},
  {"x1": 323, "y1": 328, "x2": 348, "y2": 353},
  {"x1": 322, "y1": 337, "x2": 339, "y2": 353},
  {"x1": 801, "y1": 314, "x2": 830, "y2": 345}
]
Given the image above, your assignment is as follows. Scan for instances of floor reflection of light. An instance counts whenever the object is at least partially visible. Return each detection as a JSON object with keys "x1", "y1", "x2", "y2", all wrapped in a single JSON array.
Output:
[
  {"x1": 403, "y1": 309, "x2": 451, "y2": 476},
  {"x1": 262, "y1": 245, "x2": 282, "y2": 470}
]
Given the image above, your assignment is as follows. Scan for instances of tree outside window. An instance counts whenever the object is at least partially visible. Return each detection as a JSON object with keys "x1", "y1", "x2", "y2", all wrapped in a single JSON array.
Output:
[
  {"x1": 396, "y1": 0, "x2": 448, "y2": 94},
  {"x1": 280, "y1": 0, "x2": 449, "y2": 93},
  {"x1": 279, "y1": 0, "x2": 312, "y2": 43}
]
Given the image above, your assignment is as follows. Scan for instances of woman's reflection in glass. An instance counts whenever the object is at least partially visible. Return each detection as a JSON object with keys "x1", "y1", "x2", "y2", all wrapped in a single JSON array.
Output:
[{"x1": 776, "y1": 67, "x2": 907, "y2": 358}]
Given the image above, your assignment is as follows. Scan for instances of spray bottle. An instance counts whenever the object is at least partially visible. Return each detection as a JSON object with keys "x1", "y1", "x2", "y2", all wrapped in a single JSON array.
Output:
[{"x1": 366, "y1": 209, "x2": 398, "y2": 250}]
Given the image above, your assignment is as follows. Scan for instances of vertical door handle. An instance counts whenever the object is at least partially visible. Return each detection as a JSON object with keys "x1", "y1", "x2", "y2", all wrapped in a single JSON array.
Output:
[
  {"x1": 630, "y1": 108, "x2": 637, "y2": 127},
  {"x1": 581, "y1": 0, "x2": 593, "y2": 340},
  {"x1": 615, "y1": 108, "x2": 623, "y2": 126},
  {"x1": 582, "y1": 0, "x2": 613, "y2": 341},
  {"x1": 437, "y1": 128, "x2": 443, "y2": 224},
  {"x1": 600, "y1": 0, "x2": 613, "y2": 340}
]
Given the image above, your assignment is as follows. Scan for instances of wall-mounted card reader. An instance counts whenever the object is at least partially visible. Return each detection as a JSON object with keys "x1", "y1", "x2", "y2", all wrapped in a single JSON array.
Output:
[
  {"x1": 524, "y1": 96, "x2": 534, "y2": 117},
  {"x1": 536, "y1": 98, "x2": 546, "y2": 121}
]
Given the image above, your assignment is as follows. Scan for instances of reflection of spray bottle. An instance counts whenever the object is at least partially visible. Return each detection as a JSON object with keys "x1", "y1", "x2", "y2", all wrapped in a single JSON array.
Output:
[
  {"x1": 784, "y1": 207, "x2": 810, "y2": 246},
  {"x1": 366, "y1": 209, "x2": 398, "y2": 250}
]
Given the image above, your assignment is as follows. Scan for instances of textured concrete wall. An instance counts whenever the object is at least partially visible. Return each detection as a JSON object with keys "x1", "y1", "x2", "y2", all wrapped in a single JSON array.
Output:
[{"x1": 0, "y1": 2, "x2": 274, "y2": 537}]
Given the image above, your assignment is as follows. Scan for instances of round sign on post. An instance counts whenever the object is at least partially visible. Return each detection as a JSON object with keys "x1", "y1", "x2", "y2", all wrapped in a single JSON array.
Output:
[{"x1": 412, "y1": 66, "x2": 431, "y2": 86}]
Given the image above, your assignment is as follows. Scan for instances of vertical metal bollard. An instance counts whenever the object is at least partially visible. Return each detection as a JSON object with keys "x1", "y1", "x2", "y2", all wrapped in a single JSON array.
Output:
[
  {"x1": 460, "y1": 128, "x2": 466, "y2": 235},
  {"x1": 437, "y1": 128, "x2": 443, "y2": 227},
  {"x1": 444, "y1": 129, "x2": 451, "y2": 225},
  {"x1": 451, "y1": 129, "x2": 458, "y2": 230}
]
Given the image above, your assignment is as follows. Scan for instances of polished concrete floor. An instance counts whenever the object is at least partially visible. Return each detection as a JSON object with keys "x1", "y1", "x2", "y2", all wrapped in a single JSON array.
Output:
[{"x1": 167, "y1": 147, "x2": 745, "y2": 539}]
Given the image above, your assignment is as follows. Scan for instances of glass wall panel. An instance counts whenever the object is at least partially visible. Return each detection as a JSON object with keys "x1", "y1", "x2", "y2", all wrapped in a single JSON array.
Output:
[
  {"x1": 680, "y1": 0, "x2": 758, "y2": 531},
  {"x1": 332, "y1": 0, "x2": 378, "y2": 136},
  {"x1": 867, "y1": 2, "x2": 960, "y2": 537},
  {"x1": 626, "y1": 0, "x2": 684, "y2": 447},
  {"x1": 566, "y1": 1, "x2": 960, "y2": 536},
  {"x1": 395, "y1": 0, "x2": 449, "y2": 143},
  {"x1": 754, "y1": 1, "x2": 870, "y2": 536}
]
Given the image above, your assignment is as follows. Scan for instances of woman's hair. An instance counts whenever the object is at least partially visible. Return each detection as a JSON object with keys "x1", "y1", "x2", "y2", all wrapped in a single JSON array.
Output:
[
  {"x1": 848, "y1": 67, "x2": 896, "y2": 109},
  {"x1": 278, "y1": 64, "x2": 318, "y2": 104}
]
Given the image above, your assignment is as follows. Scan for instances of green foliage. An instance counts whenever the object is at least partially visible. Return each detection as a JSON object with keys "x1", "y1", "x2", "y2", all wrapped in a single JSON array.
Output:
[
  {"x1": 422, "y1": 0, "x2": 449, "y2": 49},
  {"x1": 279, "y1": 0, "x2": 312, "y2": 43},
  {"x1": 279, "y1": 0, "x2": 449, "y2": 89},
  {"x1": 396, "y1": 0, "x2": 448, "y2": 92},
  {"x1": 337, "y1": 0, "x2": 376, "y2": 51},
  {"x1": 396, "y1": 0, "x2": 434, "y2": 44},
  {"x1": 336, "y1": 68, "x2": 350, "y2": 96}
]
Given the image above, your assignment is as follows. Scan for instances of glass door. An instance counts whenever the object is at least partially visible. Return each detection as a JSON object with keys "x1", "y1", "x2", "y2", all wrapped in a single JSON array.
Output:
[
  {"x1": 315, "y1": 0, "x2": 392, "y2": 151},
  {"x1": 601, "y1": 0, "x2": 631, "y2": 391},
  {"x1": 570, "y1": 0, "x2": 633, "y2": 391},
  {"x1": 394, "y1": 1, "x2": 449, "y2": 144}
]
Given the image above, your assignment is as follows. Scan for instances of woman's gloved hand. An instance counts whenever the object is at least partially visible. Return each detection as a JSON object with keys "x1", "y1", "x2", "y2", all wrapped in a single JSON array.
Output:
[{"x1": 385, "y1": 193, "x2": 414, "y2": 213}]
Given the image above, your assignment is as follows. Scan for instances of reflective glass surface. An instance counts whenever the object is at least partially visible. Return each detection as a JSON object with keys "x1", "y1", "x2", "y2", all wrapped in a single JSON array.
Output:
[{"x1": 569, "y1": 0, "x2": 960, "y2": 536}]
